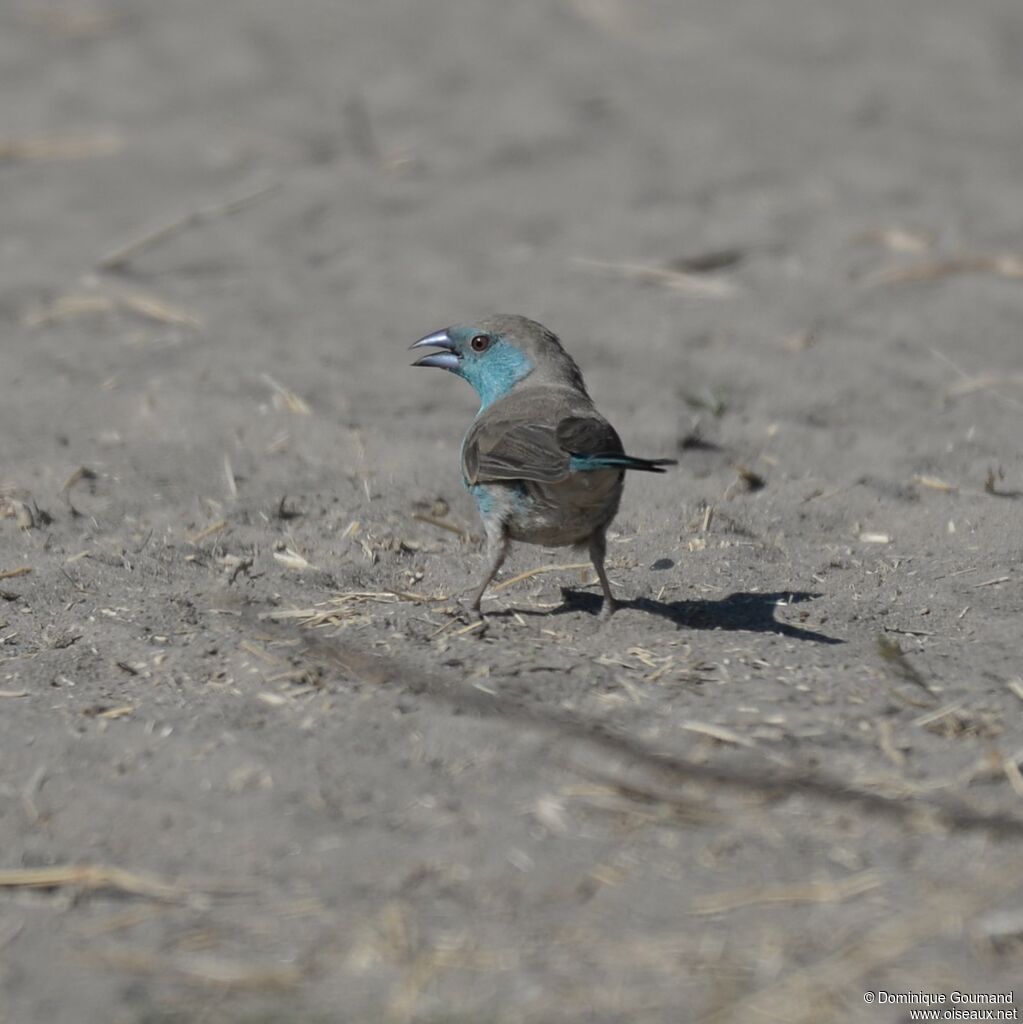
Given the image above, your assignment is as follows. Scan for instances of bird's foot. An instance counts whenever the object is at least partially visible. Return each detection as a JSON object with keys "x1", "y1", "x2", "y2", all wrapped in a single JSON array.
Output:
[
  {"x1": 598, "y1": 597, "x2": 619, "y2": 622},
  {"x1": 459, "y1": 600, "x2": 485, "y2": 625}
]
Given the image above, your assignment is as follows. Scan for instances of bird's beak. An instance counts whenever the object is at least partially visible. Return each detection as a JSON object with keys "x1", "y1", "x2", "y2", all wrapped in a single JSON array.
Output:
[{"x1": 410, "y1": 329, "x2": 460, "y2": 371}]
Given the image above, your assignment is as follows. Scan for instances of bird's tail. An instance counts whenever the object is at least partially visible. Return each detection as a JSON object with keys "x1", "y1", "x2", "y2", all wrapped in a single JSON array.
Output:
[{"x1": 570, "y1": 453, "x2": 678, "y2": 474}]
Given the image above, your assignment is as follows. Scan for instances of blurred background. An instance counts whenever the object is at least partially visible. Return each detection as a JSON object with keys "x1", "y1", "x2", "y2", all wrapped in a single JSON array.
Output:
[
  {"x1": 6, "y1": 0, "x2": 1023, "y2": 498},
  {"x1": 3, "y1": 2, "x2": 1022, "y2": 1022}
]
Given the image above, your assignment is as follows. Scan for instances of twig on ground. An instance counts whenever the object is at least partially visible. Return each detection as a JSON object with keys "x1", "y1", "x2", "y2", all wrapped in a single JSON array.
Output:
[
  {"x1": 98, "y1": 180, "x2": 280, "y2": 273},
  {"x1": 572, "y1": 256, "x2": 738, "y2": 298}
]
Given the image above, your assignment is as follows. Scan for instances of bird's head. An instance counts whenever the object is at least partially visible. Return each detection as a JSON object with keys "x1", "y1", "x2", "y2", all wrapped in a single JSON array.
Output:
[{"x1": 411, "y1": 314, "x2": 587, "y2": 408}]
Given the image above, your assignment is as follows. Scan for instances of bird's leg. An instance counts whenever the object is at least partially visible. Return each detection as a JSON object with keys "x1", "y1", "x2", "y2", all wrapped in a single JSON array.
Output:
[
  {"x1": 588, "y1": 529, "x2": 618, "y2": 620},
  {"x1": 469, "y1": 521, "x2": 509, "y2": 616}
]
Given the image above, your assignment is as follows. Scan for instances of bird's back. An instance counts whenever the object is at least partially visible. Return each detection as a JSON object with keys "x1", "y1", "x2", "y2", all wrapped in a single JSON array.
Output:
[{"x1": 478, "y1": 383, "x2": 607, "y2": 435}]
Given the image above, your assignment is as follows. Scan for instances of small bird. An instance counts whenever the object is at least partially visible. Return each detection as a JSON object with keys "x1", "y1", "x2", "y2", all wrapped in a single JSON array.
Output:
[{"x1": 411, "y1": 315, "x2": 676, "y2": 618}]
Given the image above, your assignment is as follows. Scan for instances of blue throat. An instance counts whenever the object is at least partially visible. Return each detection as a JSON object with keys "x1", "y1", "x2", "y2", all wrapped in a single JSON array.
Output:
[{"x1": 459, "y1": 340, "x2": 533, "y2": 408}]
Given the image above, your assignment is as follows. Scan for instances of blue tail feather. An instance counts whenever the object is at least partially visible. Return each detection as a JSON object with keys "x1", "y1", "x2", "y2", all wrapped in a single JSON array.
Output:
[{"x1": 569, "y1": 453, "x2": 678, "y2": 474}]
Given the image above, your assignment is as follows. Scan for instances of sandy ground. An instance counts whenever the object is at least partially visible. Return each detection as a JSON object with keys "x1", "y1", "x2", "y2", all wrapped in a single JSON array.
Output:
[{"x1": 2, "y1": 1, "x2": 1023, "y2": 1021}]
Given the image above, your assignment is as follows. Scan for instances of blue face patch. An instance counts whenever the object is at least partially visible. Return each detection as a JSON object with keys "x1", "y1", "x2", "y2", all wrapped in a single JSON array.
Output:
[{"x1": 454, "y1": 333, "x2": 533, "y2": 408}]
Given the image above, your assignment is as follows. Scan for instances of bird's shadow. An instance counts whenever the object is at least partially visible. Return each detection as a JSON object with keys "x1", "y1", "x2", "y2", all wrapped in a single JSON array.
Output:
[{"x1": 504, "y1": 588, "x2": 843, "y2": 644}]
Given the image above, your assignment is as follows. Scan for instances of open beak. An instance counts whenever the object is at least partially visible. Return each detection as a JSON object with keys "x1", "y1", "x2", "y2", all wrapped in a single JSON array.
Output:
[{"x1": 410, "y1": 329, "x2": 460, "y2": 371}]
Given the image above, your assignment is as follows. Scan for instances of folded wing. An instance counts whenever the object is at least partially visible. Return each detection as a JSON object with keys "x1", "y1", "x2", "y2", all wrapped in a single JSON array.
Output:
[{"x1": 463, "y1": 413, "x2": 625, "y2": 485}]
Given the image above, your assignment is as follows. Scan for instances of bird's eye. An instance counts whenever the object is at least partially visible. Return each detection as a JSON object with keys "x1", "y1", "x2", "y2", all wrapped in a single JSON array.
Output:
[{"x1": 470, "y1": 334, "x2": 492, "y2": 352}]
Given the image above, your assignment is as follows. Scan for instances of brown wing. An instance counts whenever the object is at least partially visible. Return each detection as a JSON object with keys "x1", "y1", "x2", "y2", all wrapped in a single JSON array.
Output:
[
  {"x1": 555, "y1": 415, "x2": 625, "y2": 460},
  {"x1": 463, "y1": 412, "x2": 623, "y2": 485}
]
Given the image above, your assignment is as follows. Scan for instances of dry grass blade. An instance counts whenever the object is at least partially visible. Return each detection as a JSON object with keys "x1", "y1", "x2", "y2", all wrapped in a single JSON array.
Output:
[
  {"x1": 77, "y1": 906, "x2": 169, "y2": 939},
  {"x1": 98, "y1": 180, "x2": 280, "y2": 272},
  {"x1": 877, "y1": 720, "x2": 905, "y2": 767},
  {"x1": 262, "y1": 374, "x2": 312, "y2": 415},
  {"x1": 346, "y1": 429, "x2": 373, "y2": 500},
  {"x1": 259, "y1": 591, "x2": 435, "y2": 628},
  {"x1": 1002, "y1": 758, "x2": 1023, "y2": 798},
  {"x1": 7, "y1": 499, "x2": 35, "y2": 529},
  {"x1": 24, "y1": 287, "x2": 202, "y2": 330},
  {"x1": 691, "y1": 870, "x2": 881, "y2": 915},
  {"x1": 948, "y1": 372, "x2": 1023, "y2": 397},
  {"x1": 572, "y1": 256, "x2": 738, "y2": 298},
  {"x1": 856, "y1": 225, "x2": 932, "y2": 254},
  {"x1": 86, "y1": 949, "x2": 304, "y2": 990},
  {"x1": 491, "y1": 562, "x2": 592, "y2": 594},
  {"x1": 411, "y1": 511, "x2": 473, "y2": 540},
  {"x1": 972, "y1": 575, "x2": 1010, "y2": 588},
  {"x1": 801, "y1": 484, "x2": 852, "y2": 504},
  {"x1": 109, "y1": 287, "x2": 203, "y2": 329},
  {"x1": 97, "y1": 705, "x2": 134, "y2": 720},
  {"x1": 188, "y1": 519, "x2": 227, "y2": 545},
  {"x1": 22, "y1": 293, "x2": 116, "y2": 327},
  {"x1": 0, "y1": 865, "x2": 185, "y2": 902},
  {"x1": 0, "y1": 917, "x2": 24, "y2": 953},
  {"x1": 0, "y1": 566, "x2": 32, "y2": 581},
  {"x1": 865, "y1": 252, "x2": 1023, "y2": 287},
  {"x1": 239, "y1": 639, "x2": 282, "y2": 666},
  {"x1": 223, "y1": 454, "x2": 238, "y2": 499},
  {"x1": 912, "y1": 474, "x2": 957, "y2": 492},
  {"x1": 272, "y1": 548, "x2": 315, "y2": 571},
  {"x1": 0, "y1": 133, "x2": 121, "y2": 162},
  {"x1": 858, "y1": 531, "x2": 891, "y2": 544},
  {"x1": 912, "y1": 701, "x2": 967, "y2": 731},
  {"x1": 565, "y1": 768, "x2": 719, "y2": 825},
  {"x1": 681, "y1": 721, "x2": 754, "y2": 747},
  {"x1": 930, "y1": 348, "x2": 1023, "y2": 413}
]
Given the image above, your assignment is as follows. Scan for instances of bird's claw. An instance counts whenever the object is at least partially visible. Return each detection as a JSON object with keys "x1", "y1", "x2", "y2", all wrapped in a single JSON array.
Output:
[{"x1": 459, "y1": 600, "x2": 485, "y2": 625}]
